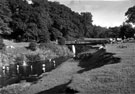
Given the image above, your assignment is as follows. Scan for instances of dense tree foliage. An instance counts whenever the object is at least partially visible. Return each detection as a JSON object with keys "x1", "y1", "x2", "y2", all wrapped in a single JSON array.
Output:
[
  {"x1": 1, "y1": 0, "x2": 134, "y2": 42},
  {"x1": 48, "y1": 1, "x2": 85, "y2": 40},
  {"x1": 0, "y1": 0, "x2": 92, "y2": 42},
  {"x1": 80, "y1": 12, "x2": 93, "y2": 37},
  {"x1": 0, "y1": 36, "x2": 5, "y2": 50},
  {"x1": 92, "y1": 26, "x2": 109, "y2": 38},
  {"x1": 8, "y1": 0, "x2": 52, "y2": 42},
  {"x1": 120, "y1": 23, "x2": 135, "y2": 39},
  {"x1": 125, "y1": 5, "x2": 135, "y2": 24},
  {"x1": 108, "y1": 27, "x2": 120, "y2": 38},
  {"x1": 124, "y1": 5, "x2": 135, "y2": 39},
  {"x1": 0, "y1": 0, "x2": 12, "y2": 35}
]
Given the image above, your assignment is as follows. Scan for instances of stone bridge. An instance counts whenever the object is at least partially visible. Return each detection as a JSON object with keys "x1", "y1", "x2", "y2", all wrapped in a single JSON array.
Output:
[{"x1": 65, "y1": 38, "x2": 109, "y2": 57}]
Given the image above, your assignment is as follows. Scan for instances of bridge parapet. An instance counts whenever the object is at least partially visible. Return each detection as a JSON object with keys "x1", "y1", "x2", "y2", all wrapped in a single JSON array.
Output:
[{"x1": 65, "y1": 38, "x2": 109, "y2": 45}]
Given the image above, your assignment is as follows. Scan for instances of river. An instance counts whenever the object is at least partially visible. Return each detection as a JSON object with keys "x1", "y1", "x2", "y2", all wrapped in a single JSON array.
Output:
[{"x1": 0, "y1": 56, "x2": 69, "y2": 88}]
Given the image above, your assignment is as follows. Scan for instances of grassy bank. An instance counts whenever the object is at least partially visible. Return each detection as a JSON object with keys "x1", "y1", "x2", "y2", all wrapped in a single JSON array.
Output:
[
  {"x1": 1, "y1": 42, "x2": 135, "y2": 94},
  {"x1": 0, "y1": 39, "x2": 73, "y2": 67}
]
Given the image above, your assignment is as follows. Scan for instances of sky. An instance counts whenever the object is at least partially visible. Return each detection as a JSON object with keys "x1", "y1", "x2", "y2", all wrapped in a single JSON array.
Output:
[{"x1": 48, "y1": 0, "x2": 135, "y2": 27}]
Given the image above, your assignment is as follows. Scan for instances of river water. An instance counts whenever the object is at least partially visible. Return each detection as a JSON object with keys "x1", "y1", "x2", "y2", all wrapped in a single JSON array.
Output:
[{"x1": 0, "y1": 56, "x2": 69, "y2": 88}]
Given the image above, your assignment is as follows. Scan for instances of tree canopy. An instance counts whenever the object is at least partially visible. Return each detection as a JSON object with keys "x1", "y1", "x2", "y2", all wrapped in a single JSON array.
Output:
[
  {"x1": 8, "y1": 0, "x2": 52, "y2": 42},
  {"x1": 125, "y1": 5, "x2": 135, "y2": 24},
  {"x1": 0, "y1": 0, "x2": 12, "y2": 35},
  {"x1": 1, "y1": 0, "x2": 133, "y2": 42},
  {"x1": 120, "y1": 23, "x2": 135, "y2": 39}
]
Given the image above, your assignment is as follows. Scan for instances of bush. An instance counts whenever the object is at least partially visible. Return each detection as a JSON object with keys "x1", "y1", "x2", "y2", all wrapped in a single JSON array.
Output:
[
  {"x1": 39, "y1": 43, "x2": 73, "y2": 57},
  {"x1": 0, "y1": 37, "x2": 5, "y2": 50},
  {"x1": 15, "y1": 55, "x2": 24, "y2": 65},
  {"x1": 58, "y1": 37, "x2": 66, "y2": 45},
  {"x1": 28, "y1": 42, "x2": 37, "y2": 51},
  {"x1": 26, "y1": 54, "x2": 41, "y2": 64},
  {"x1": 39, "y1": 43, "x2": 59, "y2": 53}
]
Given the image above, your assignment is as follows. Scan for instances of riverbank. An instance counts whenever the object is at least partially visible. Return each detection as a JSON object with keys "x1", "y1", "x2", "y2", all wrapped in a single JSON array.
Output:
[
  {"x1": 0, "y1": 39, "x2": 73, "y2": 67},
  {"x1": 0, "y1": 39, "x2": 73, "y2": 88},
  {"x1": 1, "y1": 42, "x2": 135, "y2": 94}
]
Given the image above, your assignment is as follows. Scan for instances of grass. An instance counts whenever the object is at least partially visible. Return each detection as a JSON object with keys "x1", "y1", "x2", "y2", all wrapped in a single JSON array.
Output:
[
  {"x1": 39, "y1": 43, "x2": 73, "y2": 57},
  {"x1": 3, "y1": 40, "x2": 29, "y2": 48},
  {"x1": 77, "y1": 49, "x2": 121, "y2": 73},
  {"x1": 1, "y1": 41, "x2": 135, "y2": 94},
  {"x1": 0, "y1": 39, "x2": 73, "y2": 66},
  {"x1": 68, "y1": 42, "x2": 135, "y2": 94},
  {"x1": 69, "y1": 63, "x2": 135, "y2": 94}
]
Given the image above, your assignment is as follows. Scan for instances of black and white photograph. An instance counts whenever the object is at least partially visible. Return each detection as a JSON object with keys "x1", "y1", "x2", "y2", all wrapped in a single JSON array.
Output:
[{"x1": 0, "y1": 0, "x2": 135, "y2": 94}]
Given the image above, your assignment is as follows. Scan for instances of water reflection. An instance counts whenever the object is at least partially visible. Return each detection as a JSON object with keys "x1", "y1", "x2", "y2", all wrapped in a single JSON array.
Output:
[
  {"x1": 42, "y1": 67, "x2": 46, "y2": 72},
  {"x1": 0, "y1": 56, "x2": 69, "y2": 87},
  {"x1": 0, "y1": 60, "x2": 56, "y2": 80},
  {"x1": 30, "y1": 65, "x2": 33, "y2": 71},
  {"x1": 2, "y1": 70, "x2": 6, "y2": 77},
  {"x1": 42, "y1": 64, "x2": 46, "y2": 72},
  {"x1": 53, "y1": 60, "x2": 56, "y2": 67},
  {"x1": 6, "y1": 66, "x2": 9, "y2": 71},
  {"x1": 23, "y1": 61, "x2": 27, "y2": 66},
  {"x1": 16, "y1": 65, "x2": 19, "y2": 74}
]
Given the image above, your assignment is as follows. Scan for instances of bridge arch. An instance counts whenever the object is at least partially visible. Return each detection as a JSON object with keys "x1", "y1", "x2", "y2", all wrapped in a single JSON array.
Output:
[{"x1": 65, "y1": 38, "x2": 109, "y2": 57}]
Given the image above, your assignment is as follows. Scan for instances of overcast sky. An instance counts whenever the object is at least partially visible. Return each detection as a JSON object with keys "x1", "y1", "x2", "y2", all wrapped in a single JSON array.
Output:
[{"x1": 48, "y1": 0, "x2": 135, "y2": 27}]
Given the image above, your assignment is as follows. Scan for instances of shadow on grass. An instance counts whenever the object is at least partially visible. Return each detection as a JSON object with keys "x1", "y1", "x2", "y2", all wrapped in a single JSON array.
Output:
[
  {"x1": 37, "y1": 80, "x2": 78, "y2": 94},
  {"x1": 77, "y1": 49, "x2": 121, "y2": 73}
]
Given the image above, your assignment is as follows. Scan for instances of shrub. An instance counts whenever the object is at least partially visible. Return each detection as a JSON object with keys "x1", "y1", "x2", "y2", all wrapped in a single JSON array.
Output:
[
  {"x1": 15, "y1": 55, "x2": 24, "y2": 65},
  {"x1": 58, "y1": 37, "x2": 66, "y2": 45},
  {"x1": 39, "y1": 43, "x2": 73, "y2": 57},
  {"x1": 39, "y1": 43, "x2": 59, "y2": 53},
  {"x1": 0, "y1": 37, "x2": 5, "y2": 50},
  {"x1": 28, "y1": 42, "x2": 37, "y2": 51},
  {"x1": 26, "y1": 54, "x2": 41, "y2": 64},
  {"x1": 14, "y1": 54, "x2": 27, "y2": 65}
]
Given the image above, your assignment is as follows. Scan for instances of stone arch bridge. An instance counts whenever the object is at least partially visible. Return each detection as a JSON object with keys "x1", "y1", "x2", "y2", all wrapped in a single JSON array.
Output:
[{"x1": 65, "y1": 38, "x2": 110, "y2": 57}]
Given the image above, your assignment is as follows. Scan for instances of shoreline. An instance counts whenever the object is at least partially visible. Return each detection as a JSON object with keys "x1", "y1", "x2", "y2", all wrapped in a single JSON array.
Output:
[{"x1": 1, "y1": 42, "x2": 135, "y2": 94}]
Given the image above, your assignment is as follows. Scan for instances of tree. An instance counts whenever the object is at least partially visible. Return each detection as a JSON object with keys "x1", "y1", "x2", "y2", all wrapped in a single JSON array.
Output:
[
  {"x1": 48, "y1": 1, "x2": 88, "y2": 40},
  {"x1": 8, "y1": 0, "x2": 33, "y2": 40},
  {"x1": 58, "y1": 37, "x2": 65, "y2": 45},
  {"x1": 4, "y1": 0, "x2": 96, "y2": 42},
  {"x1": 81, "y1": 12, "x2": 93, "y2": 26},
  {"x1": 92, "y1": 25, "x2": 108, "y2": 38},
  {"x1": 120, "y1": 23, "x2": 135, "y2": 39},
  {"x1": 8, "y1": 0, "x2": 52, "y2": 42},
  {"x1": 125, "y1": 6, "x2": 135, "y2": 24},
  {"x1": 28, "y1": 42, "x2": 37, "y2": 51},
  {"x1": 0, "y1": 0, "x2": 12, "y2": 35},
  {"x1": 49, "y1": 27, "x2": 62, "y2": 41},
  {"x1": 80, "y1": 12, "x2": 93, "y2": 37},
  {"x1": 32, "y1": 0, "x2": 52, "y2": 42},
  {"x1": 108, "y1": 27, "x2": 120, "y2": 38},
  {"x1": 0, "y1": 36, "x2": 5, "y2": 50}
]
